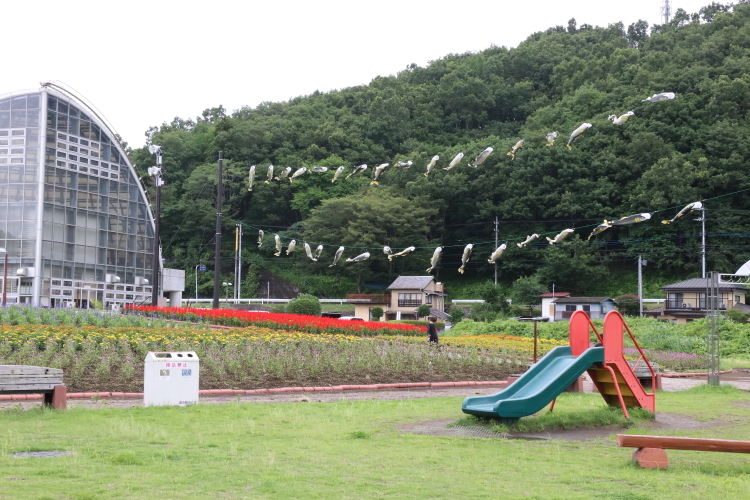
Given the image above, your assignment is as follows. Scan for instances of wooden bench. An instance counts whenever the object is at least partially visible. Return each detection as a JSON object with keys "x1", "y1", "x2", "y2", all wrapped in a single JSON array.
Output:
[
  {"x1": 0, "y1": 365, "x2": 66, "y2": 409},
  {"x1": 617, "y1": 434, "x2": 750, "y2": 469},
  {"x1": 628, "y1": 361, "x2": 662, "y2": 390}
]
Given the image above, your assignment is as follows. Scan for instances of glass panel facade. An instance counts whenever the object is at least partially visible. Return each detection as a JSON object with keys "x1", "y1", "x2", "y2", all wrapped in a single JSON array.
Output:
[
  {"x1": 0, "y1": 90, "x2": 154, "y2": 306},
  {"x1": 0, "y1": 94, "x2": 40, "y2": 300}
]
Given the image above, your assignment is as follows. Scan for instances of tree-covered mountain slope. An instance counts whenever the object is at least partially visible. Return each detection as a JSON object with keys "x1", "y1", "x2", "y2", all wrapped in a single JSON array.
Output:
[{"x1": 129, "y1": 2, "x2": 750, "y2": 296}]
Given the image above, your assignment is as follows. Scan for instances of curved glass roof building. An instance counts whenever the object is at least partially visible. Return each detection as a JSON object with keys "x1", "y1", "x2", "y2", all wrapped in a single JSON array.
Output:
[{"x1": 0, "y1": 85, "x2": 155, "y2": 307}]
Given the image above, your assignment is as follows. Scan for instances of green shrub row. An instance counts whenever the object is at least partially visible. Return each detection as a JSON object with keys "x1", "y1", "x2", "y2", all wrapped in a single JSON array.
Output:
[
  {"x1": 0, "y1": 305, "x2": 178, "y2": 328},
  {"x1": 448, "y1": 316, "x2": 750, "y2": 358}
]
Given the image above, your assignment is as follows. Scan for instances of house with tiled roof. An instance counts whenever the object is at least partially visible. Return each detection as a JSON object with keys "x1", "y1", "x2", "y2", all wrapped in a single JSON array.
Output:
[
  {"x1": 644, "y1": 277, "x2": 748, "y2": 324},
  {"x1": 539, "y1": 292, "x2": 570, "y2": 322},
  {"x1": 346, "y1": 276, "x2": 446, "y2": 321},
  {"x1": 551, "y1": 296, "x2": 618, "y2": 321}
]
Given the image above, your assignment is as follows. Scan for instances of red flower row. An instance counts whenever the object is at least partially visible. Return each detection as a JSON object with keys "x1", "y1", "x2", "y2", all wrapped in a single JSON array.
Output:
[{"x1": 126, "y1": 305, "x2": 424, "y2": 336}]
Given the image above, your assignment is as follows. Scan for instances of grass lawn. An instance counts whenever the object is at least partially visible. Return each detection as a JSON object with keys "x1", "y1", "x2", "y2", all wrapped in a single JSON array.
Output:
[{"x1": 2, "y1": 386, "x2": 750, "y2": 499}]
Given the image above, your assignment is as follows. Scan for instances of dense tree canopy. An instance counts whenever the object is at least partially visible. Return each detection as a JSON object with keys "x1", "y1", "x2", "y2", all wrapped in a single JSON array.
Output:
[{"x1": 129, "y1": 2, "x2": 750, "y2": 296}]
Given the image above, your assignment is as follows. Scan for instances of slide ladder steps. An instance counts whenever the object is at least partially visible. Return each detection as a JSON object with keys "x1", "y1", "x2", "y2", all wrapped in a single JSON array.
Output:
[
  {"x1": 588, "y1": 364, "x2": 655, "y2": 411},
  {"x1": 588, "y1": 367, "x2": 639, "y2": 407}
]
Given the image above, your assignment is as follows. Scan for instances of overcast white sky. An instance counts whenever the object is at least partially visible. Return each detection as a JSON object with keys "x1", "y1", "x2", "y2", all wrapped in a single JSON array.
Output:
[{"x1": 2, "y1": 0, "x2": 714, "y2": 148}]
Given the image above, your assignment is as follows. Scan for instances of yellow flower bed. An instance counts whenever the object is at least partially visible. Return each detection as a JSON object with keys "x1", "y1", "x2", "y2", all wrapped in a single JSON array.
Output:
[
  {"x1": 0, "y1": 325, "x2": 364, "y2": 347},
  {"x1": 0, "y1": 325, "x2": 562, "y2": 357}
]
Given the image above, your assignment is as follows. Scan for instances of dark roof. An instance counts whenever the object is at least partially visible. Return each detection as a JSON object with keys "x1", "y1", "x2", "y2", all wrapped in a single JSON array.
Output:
[
  {"x1": 661, "y1": 278, "x2": 748, "y2": 291},
  {"x1": 660, "y1": 310, "x2": 709, "y2": 318},
  {"x1": 644, "y1": 306, "x2": 664, "y2": 316},
  {"x1": 553, "y1": 297, "x2": 616, "y2": 304},
  {"x1": 539, "y1": 292, "x2": 570, "y2": 298},
  {"x1": 430, "y1": 308, "x2": 451, "y2": 321},
  {"x1": 734, "y1": 303, "x2": 750, "y2": 313},
  {"x1": 388, "y1": 276, "x2": 434, "y2": 290}
]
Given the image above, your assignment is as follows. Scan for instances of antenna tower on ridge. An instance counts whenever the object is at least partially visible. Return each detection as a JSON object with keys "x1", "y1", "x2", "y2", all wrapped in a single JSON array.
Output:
[{"x1": 661, "y1": 0, "x2": 672, "y2": 24}]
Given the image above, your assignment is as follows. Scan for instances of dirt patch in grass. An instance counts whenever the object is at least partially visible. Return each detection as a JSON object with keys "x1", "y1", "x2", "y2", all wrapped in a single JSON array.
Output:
[
  {"x1": 647, "y1": 412, "x2": 734, "y2": 430},
  {"x1": 398, "y1": 412, "x2": 733, "y2": 441}
]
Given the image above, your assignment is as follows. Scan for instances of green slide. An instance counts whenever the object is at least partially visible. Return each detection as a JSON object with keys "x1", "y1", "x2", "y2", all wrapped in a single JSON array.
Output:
[{"x1": 462, "y1": 346, "x2": 604, "y2": 424}]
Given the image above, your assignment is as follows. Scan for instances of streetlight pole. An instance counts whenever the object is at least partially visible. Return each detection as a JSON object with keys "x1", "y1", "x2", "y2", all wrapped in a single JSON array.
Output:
[
  {"x1": 195, "y1": 264, "x2": 200, "y2": 301},
  {"x1": 237, "y1": 224, "x2": 242, "y2": 303},
  {"x1": 494, "y1": 216, "x2": 498, "y2": 286},
  {"x1": 213, "y1": 152, "x2": 224, "y2": 309},
  {"x1": 638, "y1": 256, "x2": 644, "y2": 317},
  {"x1": 701, "y1": 207, "x2": 706, "y2": 279},
  {"x1": 148, "y1": 145, "x2": 164, "y2": 306}
]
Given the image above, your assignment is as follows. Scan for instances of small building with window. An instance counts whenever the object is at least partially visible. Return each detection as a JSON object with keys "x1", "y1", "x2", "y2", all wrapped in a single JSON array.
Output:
[
  {"x1": 644, "y1": 277, "x2": 748, "y2": 324},
  {"x1": 539, "y1": 292, "x2": 570, "y2": 322},
  {"x1": 346, "y1": 276, "x2": 445, "y2": 321},
  {"x1": 551, "y1": 296, "x2": 618, "y2": 320}
]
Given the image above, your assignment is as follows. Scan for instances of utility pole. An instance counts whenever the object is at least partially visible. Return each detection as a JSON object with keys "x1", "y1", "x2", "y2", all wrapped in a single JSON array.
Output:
[
  {"x1": 696, "y1": 206, "x2": 706, "y2": 279},
  {"x1": 701, "y1": 208, "x2": 706, "y2": 279},
  {"x1": 638, "y1": 256, "x2": 647, "y2": 317},
  {"x1": 147, "y1": 146, "x2": 163, "y2": 307},
  {"x1": 494, "y1": 216, "x2": 499, "y2": 286},
  {"x1": 706, "y1": 271, "x2": 720, "y2": 386},
  {"x1": 236, "y1": 224, "x2": 242, "y2": 303},
  {"x1": 212, "y1": 152, "x2": 223, "y2": 309},
  {"x1": 234, "y1": 225, "x2": 239, "y2": 302}
]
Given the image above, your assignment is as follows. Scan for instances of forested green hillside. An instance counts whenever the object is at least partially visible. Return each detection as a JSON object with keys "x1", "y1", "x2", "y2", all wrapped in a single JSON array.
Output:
[{"x1": 128, "y1": 2, "x2": 750, "y2": 298}]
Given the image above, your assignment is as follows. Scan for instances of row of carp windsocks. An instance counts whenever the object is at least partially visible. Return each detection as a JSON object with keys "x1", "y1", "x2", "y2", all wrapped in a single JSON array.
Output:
[
  {"x1": 562, "y1": 93, "x2": 674, "y2": 151},
  {"x1": 247, "y1": 92, "x2": 678, "y2": 189},
  {"x1": 254, "y1": 195, "x2": 698, "y2": 270}
]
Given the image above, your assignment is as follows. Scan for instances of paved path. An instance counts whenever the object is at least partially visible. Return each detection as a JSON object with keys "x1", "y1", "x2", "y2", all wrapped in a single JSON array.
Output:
[{"x1": 2, "y1": 373, "x2": 749, "y2": 411}]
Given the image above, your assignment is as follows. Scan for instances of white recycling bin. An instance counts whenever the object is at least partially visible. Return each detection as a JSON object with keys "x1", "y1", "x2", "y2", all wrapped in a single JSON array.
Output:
[{"x1": 144, "y1": 351, "x2": 199, "y2": 406}]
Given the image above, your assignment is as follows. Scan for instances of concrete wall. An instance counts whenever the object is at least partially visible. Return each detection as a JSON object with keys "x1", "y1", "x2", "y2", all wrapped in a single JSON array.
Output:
[{"x1": 163, "y1": 269, "x2": 185, "y2": 292}]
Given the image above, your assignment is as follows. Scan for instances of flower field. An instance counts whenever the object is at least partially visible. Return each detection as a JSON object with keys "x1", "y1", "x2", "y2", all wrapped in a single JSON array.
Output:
[
  {"x1": 127, "y1": 305, "x2": 424, "y2": 336},
  {"x1": 0, "y1": 324, "x2": 526, "y2": 393},
  {"x1": 0, "y1": 324, "x2": 364, "y2": 349},
  {"x1": 393, "y1": 334, "x2": 567, "y2": 357},
  {"x1": 0, "y1": 304, "x2": 711, "y2": 394},
  {"x1": 623, "y1": 347, "x2": 707, "y2": 372}
]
